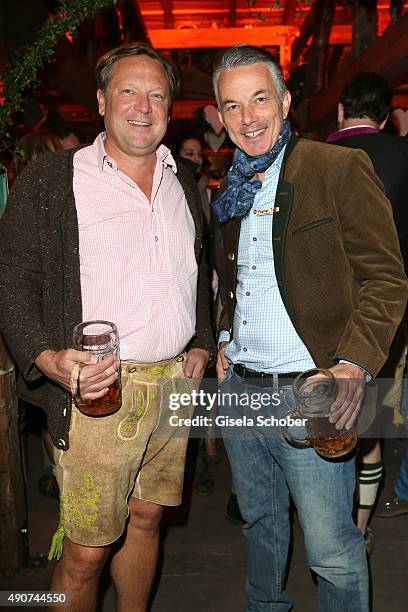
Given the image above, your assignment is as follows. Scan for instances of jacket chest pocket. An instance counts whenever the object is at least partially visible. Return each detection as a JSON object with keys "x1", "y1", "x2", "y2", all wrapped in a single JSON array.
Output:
[{"x1": 292, "y1": 216, "x2": 333, "y2": 235}]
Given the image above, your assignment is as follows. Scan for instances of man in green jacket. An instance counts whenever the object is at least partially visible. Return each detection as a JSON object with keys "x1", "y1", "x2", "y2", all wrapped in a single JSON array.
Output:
[{"x1": 213, "y1": 45, "x2": 407, "y2": 612}]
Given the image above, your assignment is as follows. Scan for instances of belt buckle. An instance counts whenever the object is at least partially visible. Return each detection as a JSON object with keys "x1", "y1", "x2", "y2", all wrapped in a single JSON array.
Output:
[{"x1": 241, "y1": 364, "x2": 246, "y2": 382}]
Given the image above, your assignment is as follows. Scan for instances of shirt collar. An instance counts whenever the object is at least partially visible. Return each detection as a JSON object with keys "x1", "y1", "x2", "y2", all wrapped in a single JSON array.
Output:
[
  {"x1": 338, "y1": 124, "x2": 378, "y2": 132},
  {"x1": 326, "y1": 125, "x2": 379, "y2": 143},
  {"x1": 264, "y1": 144, "x2": 286, "y2": 179},
  {"x1": 93, "y1": 132, "x2": 178, "y2": 174}
]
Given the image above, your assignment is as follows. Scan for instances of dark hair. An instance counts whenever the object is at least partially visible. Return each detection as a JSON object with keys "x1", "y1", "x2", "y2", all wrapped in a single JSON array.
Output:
[
  {"x1": 13, "y1": 131, "x2": 62, "y2": 175},
  {"x1": 95, "y1": 42, "x2": 180, "y2": 102},
  {"x1": 213, "y1": 44, "x2": 286, "y2": 108},
  {"x1": 56, "y1": 127, "x2": 85, "y2": 143},
  {"x1": 340, "y1": 73, "x2": 392, "y2": 124},
  {"x1": 175, "y1": 134, "x2": 204, "y2": 154}
]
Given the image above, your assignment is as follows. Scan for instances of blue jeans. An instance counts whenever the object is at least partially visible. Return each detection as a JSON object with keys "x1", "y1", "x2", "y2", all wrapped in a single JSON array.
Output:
[{"x1": 220, "y1": 371, "x2": 368, "y2": 612}]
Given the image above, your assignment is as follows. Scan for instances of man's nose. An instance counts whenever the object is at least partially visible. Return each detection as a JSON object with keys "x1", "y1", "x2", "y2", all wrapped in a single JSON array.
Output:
[
  {"x1": 240, "y1": 105, "x2": 256, "y2": 125},
  {"x1": 133, "y1": 93, "x2": 151, "y2": 113}
]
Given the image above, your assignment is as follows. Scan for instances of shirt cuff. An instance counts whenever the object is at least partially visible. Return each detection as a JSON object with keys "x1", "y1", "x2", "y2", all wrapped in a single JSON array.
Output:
[
  {"x1": 338, "y1": 359, "x2": 372, "y2": 382},
  {"x1": 218, "y1": 330, "x2": 230, "y2": 348}
]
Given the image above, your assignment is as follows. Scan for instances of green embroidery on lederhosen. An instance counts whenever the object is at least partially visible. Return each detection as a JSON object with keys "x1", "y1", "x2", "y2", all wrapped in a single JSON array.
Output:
[
  {"x1": 117, "y1": 384, "x2": 155, "y2": 440},
  {"x1": 48, "y1": 472, "x2": 101, "y2": 560},
  {"x1": 144, "y1": 362, "x2": 174, "y2": 380}
]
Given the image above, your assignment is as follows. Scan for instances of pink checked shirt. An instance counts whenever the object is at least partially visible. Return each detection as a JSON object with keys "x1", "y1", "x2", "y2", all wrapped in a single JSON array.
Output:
[{"x1": 73, "y1": 133, "x2": 197, "y2": 362}]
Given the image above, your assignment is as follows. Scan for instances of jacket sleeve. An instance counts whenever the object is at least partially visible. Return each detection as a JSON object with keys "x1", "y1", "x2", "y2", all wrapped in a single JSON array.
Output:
[
  {"x1": 189, "y1": 239, "x2": 216, "y2": 360},
  {"x1": 335, "y1": 149, "x2": 408, "y2": 376},
  {"x1": 0, "y1": 164, "x2": 57, "y2": 380},
  {"x1": 177, "y1": 163, "x2": 216, "y2": 360}
]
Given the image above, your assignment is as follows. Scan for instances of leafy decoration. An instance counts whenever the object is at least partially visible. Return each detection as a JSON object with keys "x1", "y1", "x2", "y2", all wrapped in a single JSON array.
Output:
[{"x1": 0, "y1": 0, "x2": 117, "y2": 151}]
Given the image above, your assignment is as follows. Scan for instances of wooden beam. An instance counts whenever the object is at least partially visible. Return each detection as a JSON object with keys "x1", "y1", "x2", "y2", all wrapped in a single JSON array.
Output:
[
  {"x1": 121, "y1": 0, "x2": 149, "y2": 42},
  {"x1": 161, "y1": 0, "x2": 174, "y2": 29},
  {"x1": 283, "y1": 0, "x2": 299, "y2": 25},
  {"x1": 302, "y1": 0, "x2": 335, "y2": 98},
  {"x1": 291, "y1": 1, "x2": 318, "y2": 62},
  {"x1": 351, "y1": 0, "x2": 377, "y2": 60},
  {"x1": 229, "y1": 0, "x2": 237, "y2": 27},
  {"x1": 148, "y1": 24, "x2": 353, "y2": 50},
  {"x1": 308, "y1": 12, "x2": 408, "y2": 128},
  {"x1": 148, "y1": 25, "x2": 299, "y2": 49}
]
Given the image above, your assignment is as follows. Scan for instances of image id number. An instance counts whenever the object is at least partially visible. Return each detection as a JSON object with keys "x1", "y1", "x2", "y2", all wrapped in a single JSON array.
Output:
[{"x1": 0, "y1": 592, "x2": 67, "y2": 606}]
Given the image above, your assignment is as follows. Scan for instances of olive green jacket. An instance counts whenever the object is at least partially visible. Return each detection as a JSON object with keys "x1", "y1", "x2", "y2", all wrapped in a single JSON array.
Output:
[
  {"x1": 0, "y1": 147, "x2": 214, "y2": 449},
  {"x1": 217, "y1": 135, "x2": 407, "y2": 376}
]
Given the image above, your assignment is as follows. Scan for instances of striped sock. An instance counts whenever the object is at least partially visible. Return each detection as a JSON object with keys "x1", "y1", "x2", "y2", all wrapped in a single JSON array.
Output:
[{"x1": 358, "y1": 461, "x2": 383, "y2": 509}]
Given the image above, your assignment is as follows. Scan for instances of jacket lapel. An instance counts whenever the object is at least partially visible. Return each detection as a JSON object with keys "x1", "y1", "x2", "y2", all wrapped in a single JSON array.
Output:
[
  {"x1": 272, "y1": 134, "x2": 297, "y2": 315},
  {"x1": 176, "y1": 162, "x2": 203, "y2": 262}
]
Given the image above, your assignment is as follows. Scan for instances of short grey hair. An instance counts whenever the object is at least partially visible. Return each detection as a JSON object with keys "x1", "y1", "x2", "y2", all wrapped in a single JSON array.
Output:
[{"x1": 213, "y1": 45, "x2": 286, "y2": 108}]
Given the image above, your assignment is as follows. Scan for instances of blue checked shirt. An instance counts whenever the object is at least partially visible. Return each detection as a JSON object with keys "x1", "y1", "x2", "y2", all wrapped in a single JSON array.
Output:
[{"x1": 219, "y1": 147, "x2": 315, "y2": 373}]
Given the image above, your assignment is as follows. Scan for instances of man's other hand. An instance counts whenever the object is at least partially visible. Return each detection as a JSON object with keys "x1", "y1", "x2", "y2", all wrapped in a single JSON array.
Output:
[
  {"x1": 35, "y1": 349, "x2": 120, "y2": 400},
  {"x1": 184, "y1": 348, "x2": 210, "y2": 379},
  {"x1": 328, "y1": 363, "x2": 366, "y2": 430},
  {"x1": 216, "y1": 342, "x2": 229, "y2": 383}
]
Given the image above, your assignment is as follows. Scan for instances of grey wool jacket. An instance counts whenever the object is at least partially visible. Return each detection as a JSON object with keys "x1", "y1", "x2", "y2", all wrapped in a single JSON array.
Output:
[{"x1": 0, "y1": 146, "x2": 215, "y2": 450}]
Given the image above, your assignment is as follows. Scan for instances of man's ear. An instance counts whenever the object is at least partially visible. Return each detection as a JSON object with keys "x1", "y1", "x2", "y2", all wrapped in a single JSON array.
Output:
[
  {"x1": 217, "y1": 109, "x2": 226, "y2": 129},
  {"x1": 97, "y1": 89, "x2": 105, "y2": 116},
  {"x1": 282, "y1": 90, "x2": 291, "y2": 119},
  {"x1": 337, "y1": 103, "x2": 344, "y2": 128}
]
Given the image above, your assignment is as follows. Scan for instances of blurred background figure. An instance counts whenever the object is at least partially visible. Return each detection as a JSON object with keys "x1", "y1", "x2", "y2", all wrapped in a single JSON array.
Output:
[
  {"x1": 177, "y1": 134, "x2": 220, "y2": 495},
  {"x1": 327, "y1": 72, "x2": 408, "y2": 553},
  {"x1": 56, "y1": 127, "x2": 85, "y2": 150},
  {"x1": 11, "y1": 131, "x2": 62, "y2": 188},
  {"x1": 177, "y1": 135, "x2": 211, "y2": 226},
  {"x1": 327, "y1": 72, "x2": 408, "y2": 268}
]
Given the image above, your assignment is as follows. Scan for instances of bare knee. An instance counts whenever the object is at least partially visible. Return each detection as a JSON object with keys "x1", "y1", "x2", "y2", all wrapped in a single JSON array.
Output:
[
  {"x1": 128, "y1": 498, "x2": 164, "y2": 531},
  {"x1": 59, "y1": 539, "x2": 109, "y2": 581}
]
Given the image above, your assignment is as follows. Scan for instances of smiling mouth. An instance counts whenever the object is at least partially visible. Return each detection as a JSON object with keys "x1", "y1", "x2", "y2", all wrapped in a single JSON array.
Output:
[
  {"x1": 243, "y1": 128, "x2": 266, "y2": 138},
  {"x1": 127, "y1": 119, "x2": 151, "y2": 127}
]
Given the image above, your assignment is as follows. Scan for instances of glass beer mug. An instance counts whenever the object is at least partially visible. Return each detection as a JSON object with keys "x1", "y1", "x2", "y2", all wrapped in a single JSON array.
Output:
[
  {"x1": 282, "y1": 368, "x2": 357, "y2": 459},
  {"x1": 72, "y1": 320, "x2": 121, "y2": 417}
]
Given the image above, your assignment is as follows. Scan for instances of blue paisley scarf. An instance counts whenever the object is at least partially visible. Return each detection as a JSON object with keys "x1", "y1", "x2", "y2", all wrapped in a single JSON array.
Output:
[{"x1": 212, "y1": 120, "x2": 291, "y2": 223}]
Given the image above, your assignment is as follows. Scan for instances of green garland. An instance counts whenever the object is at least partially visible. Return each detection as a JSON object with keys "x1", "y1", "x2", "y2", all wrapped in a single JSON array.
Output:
[{"x1": 0, "y1": 0, "x2": 117, "y2": 151}]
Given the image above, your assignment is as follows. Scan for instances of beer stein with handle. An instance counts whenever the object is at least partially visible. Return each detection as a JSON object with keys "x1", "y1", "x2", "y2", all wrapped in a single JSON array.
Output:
[
  {"x1": 282, "y1": 368, "x2": 357, "y2": 459},
  {"x1": 72, "y1": 320, "x2": 121, "y2": 417}
]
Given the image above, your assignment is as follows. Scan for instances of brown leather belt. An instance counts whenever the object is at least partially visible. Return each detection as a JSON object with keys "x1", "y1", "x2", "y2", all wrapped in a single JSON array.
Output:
[{"x1": 232, "y1": 363, "x2": 301, "y2": 388}]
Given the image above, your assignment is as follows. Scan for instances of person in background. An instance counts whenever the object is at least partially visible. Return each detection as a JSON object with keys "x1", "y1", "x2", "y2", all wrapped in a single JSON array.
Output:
[
  {"x1": 377, "y1": 365, "x2": 408, "y2": 518},
  {"x1": 177, "y1": 135, "x2": 211, "y2": 225},
  {"x1": 177, "y1": 134, "x2": 220, "y2": 494},
  {"x1": 327, "y1": 72, "x2": 408, "y2": 551},
  {"x1": 327, "y1": 72, "x2": 408, "y2": 267},
  {"x1": 11, "y1": 131, "x2": 62, "y2": 186},
  {"x1": 57, "y1": 127, "x2": 86, "y2": 150},
  {"x1": 213, "y1": 44, "x2": 407, "y2": 612}
]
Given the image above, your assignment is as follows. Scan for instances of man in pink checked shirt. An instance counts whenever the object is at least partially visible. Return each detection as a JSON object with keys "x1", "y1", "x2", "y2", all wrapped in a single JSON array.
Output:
[{"x1": 0, "y1": 43, "x2": 214, "y2": 612}]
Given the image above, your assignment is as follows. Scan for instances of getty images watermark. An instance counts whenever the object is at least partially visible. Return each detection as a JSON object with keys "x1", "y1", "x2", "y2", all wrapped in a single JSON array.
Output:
[{"x1": 168, "y1": 389, "x2": 307, "y2": 428}]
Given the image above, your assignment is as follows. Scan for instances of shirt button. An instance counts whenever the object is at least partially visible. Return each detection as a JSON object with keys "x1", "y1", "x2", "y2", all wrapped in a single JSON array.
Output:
[
  {"x1": 246, "y1": 291, "x2": 250, "y2": 296},
  {"x1": 155, "y1": 236, "x2": 159, "y2": 242},
  {"x1": 243, "y1": 320, "x2": 247, "y2": 325},
  {"x1": 252, "y1": 237, "x2": 257, "y2": 242},
  {"x1": 252, "y1": 265, "x2": 256, "y2": 270},
  {"x1": 243, "y1": 347, "x2": 248, "y2": 352}
]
